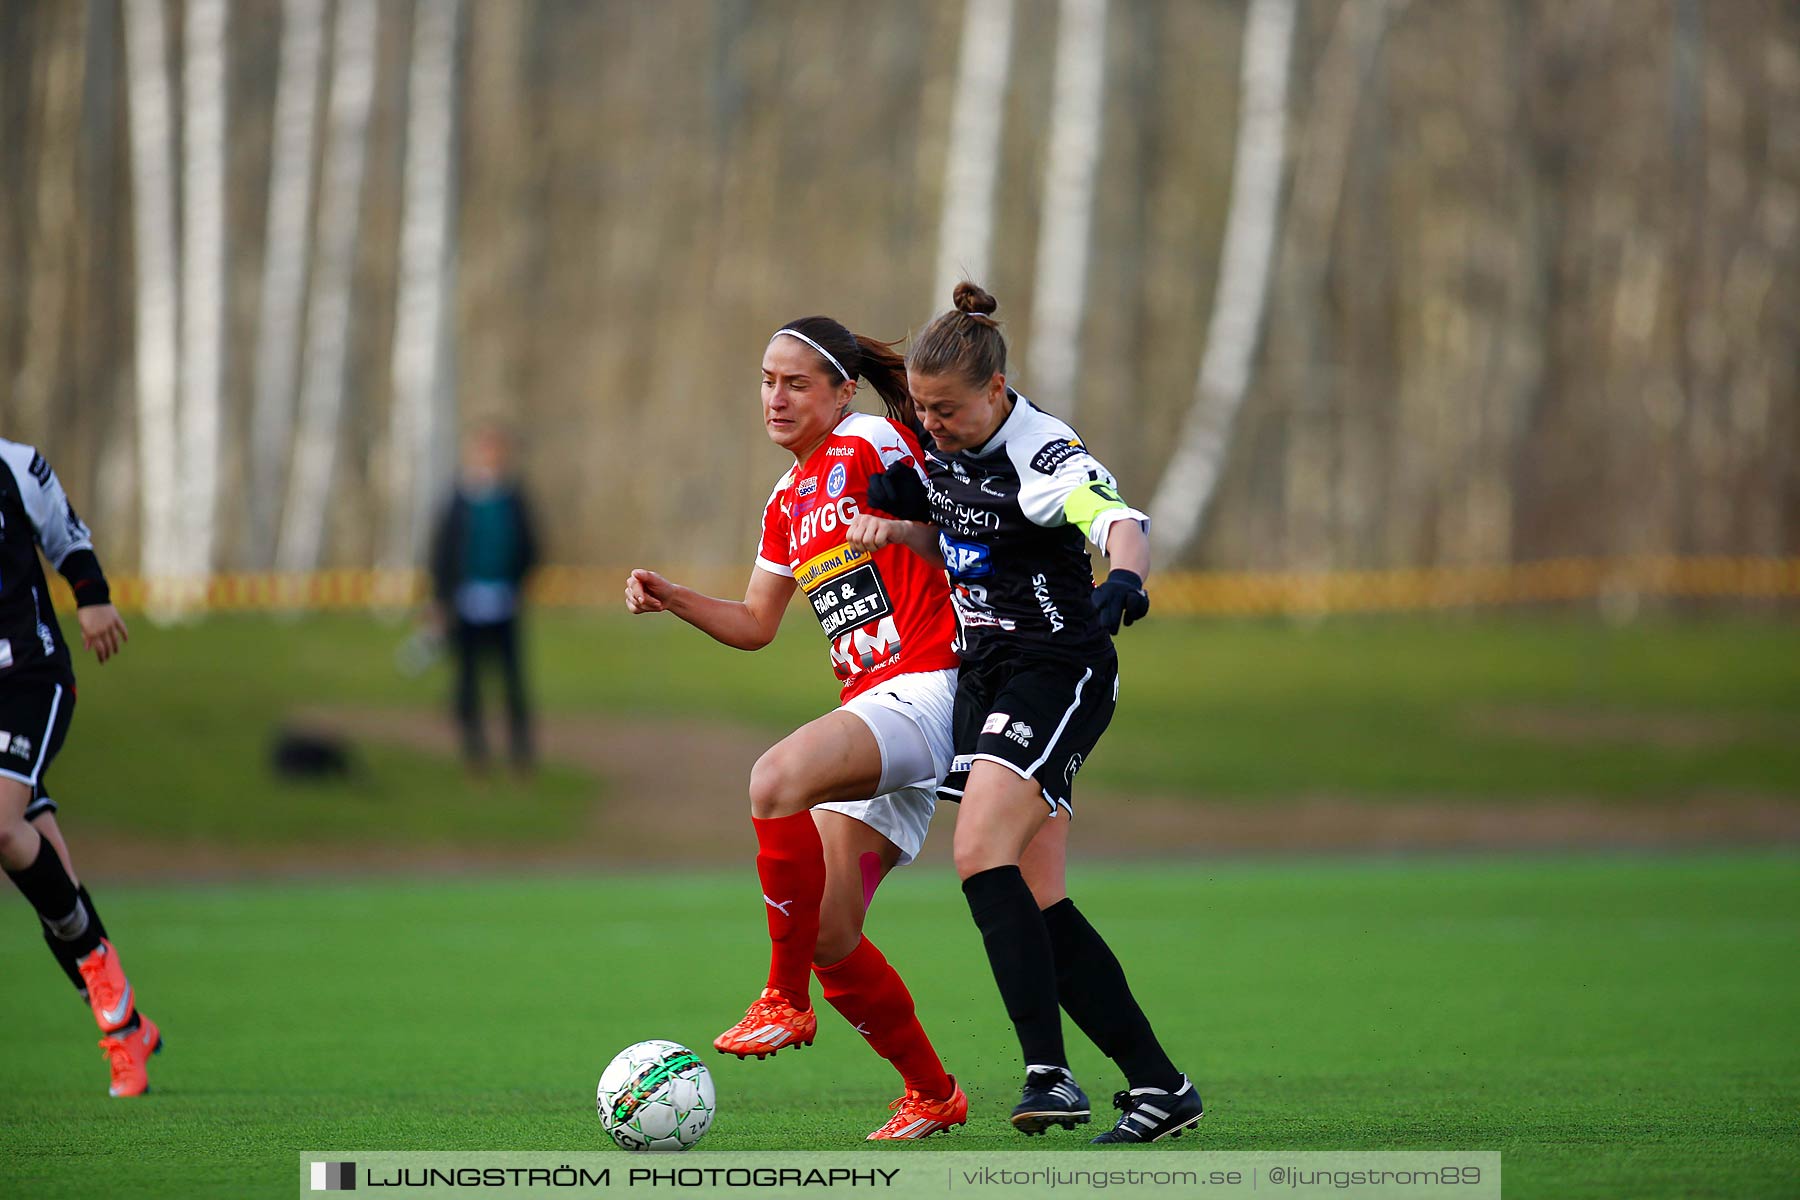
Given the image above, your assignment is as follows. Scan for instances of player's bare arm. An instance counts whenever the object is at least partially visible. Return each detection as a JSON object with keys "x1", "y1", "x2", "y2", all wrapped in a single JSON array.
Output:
[
  {"x1": 624, "y1": 566, "x2": 793, "y2": 651},
  {"x1": 1100, "y1": 518, "x2": 1149, "y2": 583},
  {"x1": 844, "y1": 513, "x2": 940, "y2": 565}
]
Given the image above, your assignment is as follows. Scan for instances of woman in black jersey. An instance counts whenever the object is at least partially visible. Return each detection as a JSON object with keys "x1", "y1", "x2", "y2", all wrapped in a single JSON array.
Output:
[
  {"x1": 0, "y1": 438, "x2": 156, "y2": 1099},
  {"x1": 847, "y1": 283, "x2": 1202, "y2": 1144}
]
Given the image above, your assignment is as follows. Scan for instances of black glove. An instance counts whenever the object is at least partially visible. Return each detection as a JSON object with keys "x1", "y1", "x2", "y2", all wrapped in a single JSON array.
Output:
[
  {"x1": 1092, "y1": 569, "x2": 1149, "y2": 634},
  {"x1": 865, "y1": 464, "x2": 931, "y2": 522}
]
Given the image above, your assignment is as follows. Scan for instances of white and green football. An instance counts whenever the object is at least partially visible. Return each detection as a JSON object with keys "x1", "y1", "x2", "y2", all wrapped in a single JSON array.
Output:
[{"x1": 596, "y1": 1040, "x2": 715, "y2": 1151}]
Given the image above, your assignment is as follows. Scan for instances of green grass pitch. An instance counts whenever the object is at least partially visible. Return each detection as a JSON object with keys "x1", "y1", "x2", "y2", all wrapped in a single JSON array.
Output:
[
  {"x1": 4, "y1": 611, "x2": 1797, "y2": 1196},
  {"x1": 37, "y1": 611, "x2": 1800, "y2": 845},
  {"x1": 3, "y1": 854, "x2": 1796, "y2": 1198}
]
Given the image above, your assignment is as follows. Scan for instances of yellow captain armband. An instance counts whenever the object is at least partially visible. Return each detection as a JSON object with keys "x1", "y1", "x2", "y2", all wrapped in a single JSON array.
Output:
[{"x1": 1063, "y1": 481, "x2": 1129, "y2": 537}]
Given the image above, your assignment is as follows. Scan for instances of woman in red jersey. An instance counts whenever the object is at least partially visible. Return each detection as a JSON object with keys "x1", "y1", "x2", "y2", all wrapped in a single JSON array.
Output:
[{"x1": 624, "y1": 315, "x2": 967, "y2": 1141}]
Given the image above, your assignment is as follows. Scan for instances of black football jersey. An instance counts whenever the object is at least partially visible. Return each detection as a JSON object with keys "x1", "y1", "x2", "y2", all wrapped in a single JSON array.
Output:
[
  {"x1": 0, "y1": 440, "x2": 100, "y2": 683},
  {"x1": 922, "y1": 393, "x2": 1147, "y2": 663}
]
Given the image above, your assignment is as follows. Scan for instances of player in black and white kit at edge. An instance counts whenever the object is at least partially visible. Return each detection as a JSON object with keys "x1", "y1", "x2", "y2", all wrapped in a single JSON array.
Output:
[
  {"x1": 0, "y1": 438, "x2": 162, "y2": 1097},
  {"x1": 846, "y1": 283, "x2": 1203, "y2": 1144}
]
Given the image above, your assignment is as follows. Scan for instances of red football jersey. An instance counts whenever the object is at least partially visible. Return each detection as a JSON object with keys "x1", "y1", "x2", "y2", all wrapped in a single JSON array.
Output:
[{"x1": 756, "y1": 413, "x2": 960, "y2": 702}]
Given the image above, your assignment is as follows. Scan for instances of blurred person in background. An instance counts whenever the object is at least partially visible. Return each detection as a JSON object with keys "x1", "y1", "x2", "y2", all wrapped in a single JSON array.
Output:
[
  {"x1": 624, "y1": 315, "x2": 969, "y2": 1140},
  {"x1": 0, "y1": 438, "x2": 157, "y2": 1097},
  {"x1": 428, "y1": 425, "x2": 540, "y2": 777},
  {"x1": 851, "y1": 283, "x2": 1201, "y2": 1143}
]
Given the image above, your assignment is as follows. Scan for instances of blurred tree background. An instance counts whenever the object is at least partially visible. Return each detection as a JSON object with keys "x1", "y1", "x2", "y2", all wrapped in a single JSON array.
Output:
[{"x1": 0, "y1": 0, "x2": 1794, "y2": 579}]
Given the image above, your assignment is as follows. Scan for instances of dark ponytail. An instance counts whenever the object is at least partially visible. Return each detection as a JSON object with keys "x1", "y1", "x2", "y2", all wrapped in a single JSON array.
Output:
[
  {"x1": 908, "y1": 281, "x2": 1007, "y2": 388},
  {"x1": 850, "y1": 333, "x2": 921, "y2": 442},
  {"x1": 771, "y1": 315, "x2": 923, "y2": 442}
]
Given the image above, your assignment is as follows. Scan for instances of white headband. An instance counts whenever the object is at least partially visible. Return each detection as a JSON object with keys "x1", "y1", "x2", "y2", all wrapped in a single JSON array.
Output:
[{"x1": 771, "y1": 328, "x2": 851, "y2": 383}]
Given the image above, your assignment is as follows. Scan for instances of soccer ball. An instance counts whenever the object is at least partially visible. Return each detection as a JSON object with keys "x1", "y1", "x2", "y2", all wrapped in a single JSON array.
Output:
[{"x1": 596, "y1": 1040, "x2": 716, "y2": 1151}]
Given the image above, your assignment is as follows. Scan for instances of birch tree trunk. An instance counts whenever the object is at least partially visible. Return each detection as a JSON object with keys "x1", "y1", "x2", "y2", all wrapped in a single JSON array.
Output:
[
  {"x1": 179, "y1": 0, "x2": 228, "y2": 592},
  {"x1": 1146, "y1": 0, "x2": 1296, "y2": 564},
  {"x1": 384, "y1": 0, "x2": 462, "y2": 573},
  {"x1": 12, "y1": 2, "x2": 84, "y2": 438},
  {"x1": 75, "y1": 0, "x2": 130, "y2": 540},
  {"x1": 1275, "y1": 0, "x2": 1394, "y2": 582},
  {"x1": 1024, "y1": 0, "x2": 1108, "y2": 421},
  {"x1": 276, "y1": 0, "x2": 378, "y2": 574},
  {"x1": 122, "y1": 0, "x2": 182, "y2": 599},
  {"x1": 932, "y1": 0, "x2": 1014, "y2": 306},
  {"x1": 248, "y1": 0, "x2": 326, "y2": 566}
]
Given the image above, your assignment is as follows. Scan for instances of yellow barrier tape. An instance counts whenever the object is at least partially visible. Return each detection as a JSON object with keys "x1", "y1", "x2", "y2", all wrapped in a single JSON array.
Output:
[{"x1": 40, "y1": 557, "x2": 1800, "y2": 618}]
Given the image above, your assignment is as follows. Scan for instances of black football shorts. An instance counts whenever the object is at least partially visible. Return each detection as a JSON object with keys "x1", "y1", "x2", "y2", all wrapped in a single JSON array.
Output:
[
  {"x1": 0, "y1": 673, "x2": 75, "y2": 820},
  {"x1": 939, "y1": 651, "x2": 1119, "y2": 814}
]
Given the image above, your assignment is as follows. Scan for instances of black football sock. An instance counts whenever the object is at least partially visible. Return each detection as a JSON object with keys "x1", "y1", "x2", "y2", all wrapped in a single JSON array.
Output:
[
  {"x1": 963, "y1": 865, "x2": 1067, "y2": 1071},
  {"x1": 41, "y1": 918, "x2": 86, "y2": 996},
  {"x1": 80, "y1": 885, "x2": 109, "y2": 940},
  {"x1": 42, "y1": 885, "x2": 110, "y2": 998},
  {"x1": 1042, "y1": 898, "x2": 1183, "y2": 1092},
  {"x1": 6, "y1": 837, "x2": 102, "y2": 960}
]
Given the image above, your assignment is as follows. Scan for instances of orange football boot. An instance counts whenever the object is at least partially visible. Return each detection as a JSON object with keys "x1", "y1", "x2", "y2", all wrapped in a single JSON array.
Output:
[
  {"x1": 99, "y1": 1014, "x2": 162, "y2": 1097},
  {"x1": 76, "y1": 938, "x2": 136, "y2": 1032},
  {"x1": 867, "y1": 1076, "x2": 969, "y2": 1140},
  {"x1": 712, "y1": 988, "x2": 817, "y2": 1059}
]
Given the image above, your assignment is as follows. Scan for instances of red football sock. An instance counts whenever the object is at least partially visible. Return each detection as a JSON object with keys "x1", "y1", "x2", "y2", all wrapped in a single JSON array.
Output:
[
  {"x1": 816, "y1": 936, "x2": 954, "y2": 1100},
  {"x1": 752, "y1": 812, "x2": 827, "y2": 1009}
]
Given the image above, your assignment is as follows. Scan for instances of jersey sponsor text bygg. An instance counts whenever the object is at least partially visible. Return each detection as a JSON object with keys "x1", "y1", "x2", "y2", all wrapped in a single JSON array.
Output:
[{"x1": 755, "y1": 414, "x2": 959, "y2": 701}]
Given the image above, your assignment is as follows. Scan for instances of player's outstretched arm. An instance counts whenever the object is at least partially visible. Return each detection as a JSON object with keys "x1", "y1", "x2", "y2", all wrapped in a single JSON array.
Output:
[
  {"x1": 845, "y1": 513, "x2": 941, "y2": 565},
  {"x1": 18, "y1": 444, "x2": 130, "y2": 663},
  {"x1": 624, "y1": 567, "x2": 794, "y2": 651}
]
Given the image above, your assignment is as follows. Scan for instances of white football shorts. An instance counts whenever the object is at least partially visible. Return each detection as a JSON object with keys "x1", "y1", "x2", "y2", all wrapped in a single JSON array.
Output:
[{"x1": 817, "y1": 667, "x2": 957, "y2": 866}]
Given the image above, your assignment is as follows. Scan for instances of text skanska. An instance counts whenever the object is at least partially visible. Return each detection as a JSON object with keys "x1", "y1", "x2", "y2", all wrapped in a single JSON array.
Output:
[{"x1": 1032, "y1": 572, "x2": 1065, "y2": 632}]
